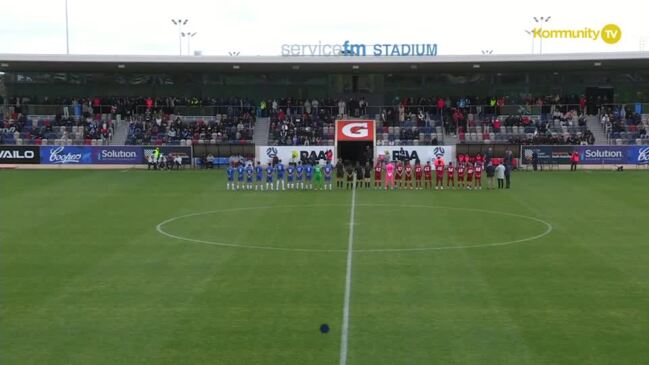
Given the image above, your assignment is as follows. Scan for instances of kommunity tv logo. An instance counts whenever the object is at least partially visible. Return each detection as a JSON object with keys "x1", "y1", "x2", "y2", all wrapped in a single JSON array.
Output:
[{"x1": 532, "y1": 23, "x2": 622, "y2": 44}]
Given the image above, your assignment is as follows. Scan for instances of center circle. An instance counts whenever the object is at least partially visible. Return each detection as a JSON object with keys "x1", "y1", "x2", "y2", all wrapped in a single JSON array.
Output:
[{"x1": 156, "y1": 204, "x2": 552, "y2": 252}]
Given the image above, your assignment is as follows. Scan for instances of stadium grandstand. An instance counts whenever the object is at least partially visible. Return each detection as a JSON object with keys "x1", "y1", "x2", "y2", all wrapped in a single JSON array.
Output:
[{"x1": 1, "y1": 52, "x2": 648, "y2": 152}]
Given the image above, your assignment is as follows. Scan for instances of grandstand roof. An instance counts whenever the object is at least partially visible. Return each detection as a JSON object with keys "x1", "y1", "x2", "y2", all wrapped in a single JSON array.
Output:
[{"x1": 1, "y1": 52, "x2": 648, "y2": 73}]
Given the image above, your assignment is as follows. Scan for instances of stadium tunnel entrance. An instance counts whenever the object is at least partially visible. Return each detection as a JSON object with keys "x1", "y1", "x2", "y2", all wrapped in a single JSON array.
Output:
[{"x1": 337, "y1": 141, "x2": 373, "y2": 165}]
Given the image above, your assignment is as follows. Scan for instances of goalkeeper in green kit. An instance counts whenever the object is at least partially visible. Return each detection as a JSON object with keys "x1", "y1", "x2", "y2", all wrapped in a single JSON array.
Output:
[{"x1": 313, "y1": 162, "x2": 323, "y2": 190}]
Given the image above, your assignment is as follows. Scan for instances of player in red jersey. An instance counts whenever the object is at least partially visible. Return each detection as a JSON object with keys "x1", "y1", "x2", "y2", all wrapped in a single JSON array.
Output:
[
  {"x1": 446, "y1": 162, "x2": 455, "y2": 189},
  {"x1": 475, "y1": 153, "x2": 484, "y2": 166},
  {"x1": 434, "y1": 157, "x2": 445, "y2": 190},
  {"x1": 423, "y1": 161, "x2": 432, "y2": 189},
  {"x1": 414, "y1": 160, "x2": 423, "y2": 190},
  {"x1": 374, "y1": 161, "x2": 383, "y2": 189},
  {"x1": 404, "y1": 160, "x2": 413, "y2": 189},
  {"x1": 466, "y1": 163, "x2": 474, "y2": 190},
  {"x1": 456, "y1": 162, "x2": 465, "y2": 189},
  {"x1": 395, "y1": 161, "x2": 404, "y2": 189},
  {"x1": 474, "y1": 162, "x2": 483, "y2": 190},
  {"x1": 434, "y1": 155, "x2": 445, "y2": 168},
  {"x1": 456, "y1": 153, "x2": 464, "y2": 166}
]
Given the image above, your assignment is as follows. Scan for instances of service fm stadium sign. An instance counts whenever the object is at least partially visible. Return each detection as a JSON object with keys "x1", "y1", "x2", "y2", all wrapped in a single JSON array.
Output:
[
  {"x1": 281, "y1": 41, "x2": 438, "y2": 57},
  {"x1": 336, "y1": 120, "x2": 375, "y2": 141}
]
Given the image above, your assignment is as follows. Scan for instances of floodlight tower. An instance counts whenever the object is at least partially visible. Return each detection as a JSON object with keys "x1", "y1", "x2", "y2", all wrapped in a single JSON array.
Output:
[{"x1": 171, "y1": 19, "x2": 189, "y2": 55}]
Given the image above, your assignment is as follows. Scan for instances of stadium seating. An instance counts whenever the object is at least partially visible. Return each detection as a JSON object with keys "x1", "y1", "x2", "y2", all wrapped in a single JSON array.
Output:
[
  {"x1": 453, "y1": 111, "x2": 595, "y2": 145},
  {"x1": 0, "y1": 115, "x2": 113, "y2": 145},
  {"x1": 125, "y1": 114, "x2": 254, "y2": 145},
  {"x1": 268, "y1": 106, "x2": 337, "y2": 146},
  {"x1": 603, "y1": 113, "x2": 649, "y2": 145},
  {"x1": 1, "y1": 94, "x2": 611, "y2": 147},
  {"x1": 374, "y1": 117, "x2": 443, "y2": 146}
]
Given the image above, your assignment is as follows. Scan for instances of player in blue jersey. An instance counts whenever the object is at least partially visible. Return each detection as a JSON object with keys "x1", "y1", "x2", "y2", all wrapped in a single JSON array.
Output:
[
  {"x1": 265, "y1": 163, "x2": 274, "y2": 191},
  {"x1": 323, "y1": 161, "x2": 334, "y2": 190},
  {"x1": 286, "y1": 163, "x2": 295, "y2": 190},
  {"x1": 295, "y1": 161, "x2": 304, "y2": 190},
  {"x1": 226, "y1": 164, "x2": 235, "y2": 190},
  {"x1": 245, "y1": 163, "x2": 254, "y2": 190},
  {"x1": 236, "y1": 164, "x2": 245, "y2": 190},
  {"x1": 255, "y1": 161, "x2": 264, "y2": 191},
  {"x1": 304, "y1": 162, "x2": 314, "y2": 190},
  {"x1": 275, "y1": 160, "x2": 286, "y2": 191}
]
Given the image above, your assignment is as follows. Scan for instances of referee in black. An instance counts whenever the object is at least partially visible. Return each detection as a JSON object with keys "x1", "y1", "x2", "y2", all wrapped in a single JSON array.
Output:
[
  {"x1": 504, "y1": 150, "x2": 513, "y2": 189},
  {"x1": 363, "y1": 161, "x2": 372, "y2": 188},
  {"x1": 355, "y1": 162, "x2": 364, "y2": 189},
  {"x1": 335, "y1": 158, "x2": 344, "y2": 189}
]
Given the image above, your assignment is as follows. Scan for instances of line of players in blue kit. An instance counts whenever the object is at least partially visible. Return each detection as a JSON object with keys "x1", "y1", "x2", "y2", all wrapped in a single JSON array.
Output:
[{"x1": 226, "y1": 160, "x2": 335, "y2": 191}]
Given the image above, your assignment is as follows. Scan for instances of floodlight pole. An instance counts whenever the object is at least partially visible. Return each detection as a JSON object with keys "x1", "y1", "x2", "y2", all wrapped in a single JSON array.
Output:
[
  {"x1": 524, "y1": 30, "x2": 535, "y2": 55},
  {"x1": 184, "y1": 32, "x2": 197, "y2": 56},
  {"x1": 171, "y1": 19, "x2": 188, "y2": 55},
  {"x1": 534, "y1": 16, "x2": 552, "y2": 54},
  {"x1": 178, "y1": 24, "x2": 182, "y2": 55},
  {"x1": 65, "y1": 0, "x2": 70, "y2": 54}
]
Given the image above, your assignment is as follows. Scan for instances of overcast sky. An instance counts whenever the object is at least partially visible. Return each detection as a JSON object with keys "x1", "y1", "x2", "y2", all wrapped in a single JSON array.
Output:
[{"x1": 0, "y1": 0, "x2": 647, "y2": 56}]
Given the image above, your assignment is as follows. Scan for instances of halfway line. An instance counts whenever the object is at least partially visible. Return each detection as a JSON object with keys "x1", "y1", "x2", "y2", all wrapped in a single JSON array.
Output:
[{"x1": 339, "y1": 174, "x2": 356, "y2": 365}]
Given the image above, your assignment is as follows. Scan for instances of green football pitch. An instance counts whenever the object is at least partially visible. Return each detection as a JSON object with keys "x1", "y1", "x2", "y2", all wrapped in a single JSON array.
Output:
[{"x1": 1, "y1": 169, "x2": 648, "y2": 364}]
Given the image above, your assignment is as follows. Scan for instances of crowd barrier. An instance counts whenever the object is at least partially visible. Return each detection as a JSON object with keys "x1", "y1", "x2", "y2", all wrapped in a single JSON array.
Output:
[
  {"x1": 253, "y1": 145, "x2": 457, "y2": 165},
  {"x1": 4, "y1": 144, "x2": 648, "y2": 168},
  {"x1": 0, "y1": 145, "x2": 193, "y2": 166},
  {"x1": 521, "y1": 145, "x2": 649, "y2": 165}
]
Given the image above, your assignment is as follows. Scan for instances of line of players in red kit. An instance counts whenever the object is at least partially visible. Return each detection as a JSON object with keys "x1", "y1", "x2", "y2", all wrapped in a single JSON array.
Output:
[{"x1": 373, "y1": 154, "x2": 485, "y2": 190}]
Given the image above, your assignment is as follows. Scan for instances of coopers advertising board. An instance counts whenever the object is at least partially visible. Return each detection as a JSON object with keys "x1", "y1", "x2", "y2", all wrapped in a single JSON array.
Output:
[
  {"x1": 630, "y1": 146, "x2": 649, "y2": 164},
  {"x1": 40, "y1": 146, "x2": 93, "y2": 164}
]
